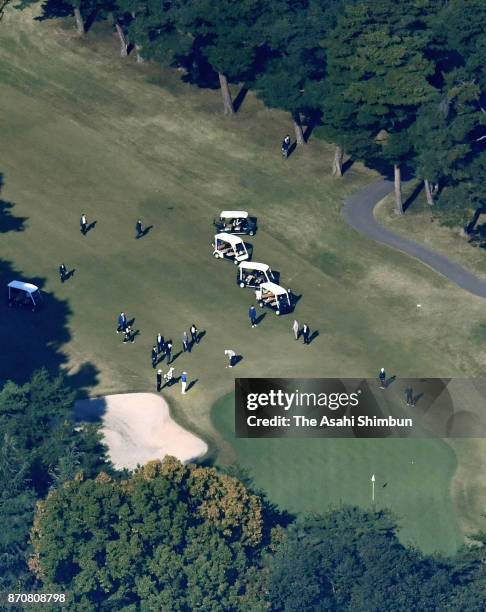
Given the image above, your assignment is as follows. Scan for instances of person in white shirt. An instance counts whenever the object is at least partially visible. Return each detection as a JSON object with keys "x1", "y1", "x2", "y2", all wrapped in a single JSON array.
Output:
[
  {"x1": 224, "y1": 349, "x2": 236, "y2": 368},
  {"x1": 292, "y1": 319, "x2": 299, "y2": 340},
  {"x1": 164, "y1": 367, "x2": 175, "y2": 386}
]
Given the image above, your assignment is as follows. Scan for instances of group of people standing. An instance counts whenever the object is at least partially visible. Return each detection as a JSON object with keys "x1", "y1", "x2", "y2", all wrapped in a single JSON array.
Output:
[
  {"x1": 150, "y1": 326, "x2": 199, "y2": 394},
  {"x1": 117, "y1": 312, "x2": 135, "y2": 344},
  {"x1": 151, "y1": 334, "x2": 173, "y2": 368},
  {"x1": 292, "y1": 320, "x2": 311, "y2": 344}
]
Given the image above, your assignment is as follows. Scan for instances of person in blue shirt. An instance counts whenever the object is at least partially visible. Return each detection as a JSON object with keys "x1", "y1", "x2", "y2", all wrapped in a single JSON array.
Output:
[
  {"x1": 249, "y1": 305, "x2": 257, "y2": 328},
  {"x1": 117, "y1": 312, "x2": 127, "y2": 334},
  {"x1": 181, "y1": 371, "x2": 188, "y2": 394}
]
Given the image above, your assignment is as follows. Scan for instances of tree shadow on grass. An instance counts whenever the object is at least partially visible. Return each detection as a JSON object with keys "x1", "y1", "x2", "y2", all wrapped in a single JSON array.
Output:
[
  {"x1": 233, "y1": 86, "x2": 248, "y2": 113},
  {"x1": 31, "y1": 0, "x2": 101, "y2": 32},
  {"x1": 341, "y1": 158, "x2": 354, "y2": 175},
  {"x1": 33, "y1": 0, "x2": 73, "y2": 21},
  {"x1": 0, "y1": 174, "x2": 27, "y2": 234},
  {"x1": 0, "y1": 173, "x2": 99, "y2": 396},
  {"x1": 403, "y1": 182, "x2": 424, "y2": 213},
  {"x1": 0, "y1": 256, "x2": 100, "y2": 395}
]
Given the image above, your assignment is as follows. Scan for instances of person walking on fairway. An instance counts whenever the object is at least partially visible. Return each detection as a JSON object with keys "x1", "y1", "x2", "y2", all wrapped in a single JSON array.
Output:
[
  {"x1": 151, "y1": 345, "x2": 158, "y2": 368},
  {"x1": 165, "y1": 340, "x2": 173, "y2": 364},
  {"x1": 281, "y1": 134, "x2": 291, "y2": 159},
  {"x1": 249, "y1": 305, "x2": 257, "y2": 328},
  {"x1": 123, "y1": 325, "x2": 132, "y2": 344},
  {"x1": 164, "y1": 366, "x2": 175, "y2": 386},
  {"x1": 302, "y1": 323, "x2": 310, "y2": 344},
  {"x1": 379, "y1": 368, "x2": 386, "y2": 389},
  {"x1": 293, "y1": 319, "x2": 299, "y2": 340},
  {"x1": 181, "y1": 371, "x2": 188, "y2": 395},
  {"x1": 156, "y1": 369, "x2": 163, "y2": 392},
  {"x1": 225, "y1": 349, "x2": 236, "y2": 368},
  {"x1": 80, "y1": 213, "x2": 87, "y2": 235},
  {"x1": 157, "y1": 332, "x2": 164, "y2": 354},
  {"x1": 405, "y1": 385, "x2": 414, "y2": 406},
  {"x1": 59, "y1": 263, "x2": 67, "y2": 283},
  {"x1": 117, "y1": 312, "x2": 127, "y2": 334},
  {"x1": 182, "y1": 331, "x2": 190, "y2": 352},
  {"x1": 136, "y1": 218, "x2": 143, "y2": 238},
  {"x1": 190, "y1": 324, "x2": 198, "y2": 346}
]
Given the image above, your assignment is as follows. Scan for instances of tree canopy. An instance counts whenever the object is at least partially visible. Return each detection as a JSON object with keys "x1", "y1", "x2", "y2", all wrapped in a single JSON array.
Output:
[
  {"x1": 0, "y1": 370, "x2": 110, "y2": 591},
  {"x1": 29, "y1": 457, "x2": 267, "y2": 610}
]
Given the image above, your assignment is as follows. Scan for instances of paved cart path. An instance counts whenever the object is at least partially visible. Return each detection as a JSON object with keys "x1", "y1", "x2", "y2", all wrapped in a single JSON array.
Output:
[{"x1": 342, "y1": 178, "x2": 486, "y2": 298}]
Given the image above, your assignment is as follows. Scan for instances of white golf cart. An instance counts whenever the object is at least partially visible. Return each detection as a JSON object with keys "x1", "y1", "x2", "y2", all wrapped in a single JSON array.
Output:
[
  {"x1": 214, "y1": 211, "x2": 257, "y2": 236},
  {"x1": 255, "y1": 282, "x2": 292, "y2": 315},
  {"x1": 213, "y1": 233, "x2": 249, "y2": 264},
  {"x1": 237, "y1": 262, "x2": 275, "y2": 288},
  {"x1": 7, "y1": 280, "x2": 43, "y2": 311}
]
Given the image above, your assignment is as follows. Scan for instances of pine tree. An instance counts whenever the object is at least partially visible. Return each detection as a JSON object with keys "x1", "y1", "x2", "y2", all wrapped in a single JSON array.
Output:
[{"x1": 321, "y1": 0, "x2": 438, "y2": 209}]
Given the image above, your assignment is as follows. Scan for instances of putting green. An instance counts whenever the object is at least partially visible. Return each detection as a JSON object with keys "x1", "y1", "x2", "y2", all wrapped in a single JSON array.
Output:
[{"x1": 212, "y1": 393, "x2": 463, "y2": 555}]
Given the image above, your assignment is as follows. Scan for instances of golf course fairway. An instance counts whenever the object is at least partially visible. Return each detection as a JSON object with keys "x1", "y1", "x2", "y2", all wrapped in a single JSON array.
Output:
[{"x1": 2, "y1": 8, "x2": 486, "y2": 559}]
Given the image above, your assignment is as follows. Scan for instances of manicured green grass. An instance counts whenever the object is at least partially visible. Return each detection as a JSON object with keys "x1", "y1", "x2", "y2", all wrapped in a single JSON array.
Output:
[
  {"x1": 2, "y1": 8, "x2": 486, "y2": 552},
  {"x1": 212, "y1": 393, "x2": 462, "y2": 555}
]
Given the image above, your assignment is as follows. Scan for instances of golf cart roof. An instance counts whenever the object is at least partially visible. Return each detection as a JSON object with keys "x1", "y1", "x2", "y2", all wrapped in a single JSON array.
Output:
[
  {"x1": 214, "y1": 232, "x2": 245, "y2": 246},
  {"x1": 260, "y1": 282, "x2": 288, "y2": 296},
  {"x1": 8, "y1": 280, "x2": 40, "y2": 294},
  {"x1": 220, "y1": 211, "x2": 248, "y2": 219},
  {"x1": 239, "y1": 262, "x2": 270, "y2": 272}
]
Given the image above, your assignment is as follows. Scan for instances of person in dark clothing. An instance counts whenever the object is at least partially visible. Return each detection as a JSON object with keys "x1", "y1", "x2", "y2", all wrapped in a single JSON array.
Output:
[
  {"x1": 136, "y1": 219, "x2": 143, "y2": 238},
  {"x1": 157, "y1": 333, "x2": 164, "y2": 354},
  {"x1": 249, "y1": 305, "x2": 257, "y2": 328},
  {"x1": 117, "y1": 312, "x2": 127, "y2": 334},
  {"x1": 165, "y1": 340, "x2": 173, "y2": 364},
  {"x1": 156, "y1": 369, "x2": 163, "y2": 392},
  {"x1": 302, "y1": 323, "x2": 310, "y2": 344},
  {"x1": 151, "y1": 345, "x2": 158, "y2": 368},
  {"x1": 281, "y1": 135, "x2": 291, "y2": 158},
  {"x1": 80, "y1": 213, "x2": 87, "y2": 235},
  {"x1": 405, "y1": 385, "x2": 414, "y2": 406},
  {"x1": 379, "y1": 368, "x2": 386, "y2": 389},
  {"x1": 190, "y1": 324, "x2": 198, "y2": 345},
  {"x1": 59, "y1": 263, "x2": 67, "y2": 283},
  {"x1": 123, "y1": 326, "x2": 132, "y2": 343}
]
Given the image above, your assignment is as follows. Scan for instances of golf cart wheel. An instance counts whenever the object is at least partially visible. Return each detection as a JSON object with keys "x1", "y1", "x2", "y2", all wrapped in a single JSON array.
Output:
[
  {"x1": 276, "y1": 310, "x2": 280, "y2": 316},
  {"x1": 259, "y1": 301, "x2": 264, "y2": 308},
  {"x1": 249, "y1": 230, "x2": 255, "y2": 236},
  {"x1": 239, "y1": 282, "x2": 245, "y2": 288},
  {"x1": 234, "y1": 259, "x2": 239, "y2": 265}
]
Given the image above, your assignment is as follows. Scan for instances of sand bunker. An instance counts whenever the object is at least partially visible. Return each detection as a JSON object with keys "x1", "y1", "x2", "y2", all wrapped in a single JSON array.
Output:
[{"x1": 74, "y1": 393, "x2": 208, "y2": 470}]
